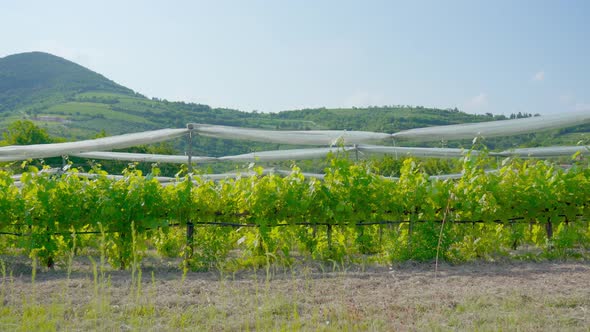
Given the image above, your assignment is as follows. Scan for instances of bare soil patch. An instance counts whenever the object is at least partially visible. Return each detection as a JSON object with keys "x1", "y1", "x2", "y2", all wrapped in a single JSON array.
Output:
[{"x1": 1, "y1": 258, "x2": 589, "y2": 331}]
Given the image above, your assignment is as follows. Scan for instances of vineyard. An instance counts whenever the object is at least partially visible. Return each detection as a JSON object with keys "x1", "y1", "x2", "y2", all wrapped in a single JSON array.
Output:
[{"x1": 1, "y1": 150, "x2": 589, "y2": 271}]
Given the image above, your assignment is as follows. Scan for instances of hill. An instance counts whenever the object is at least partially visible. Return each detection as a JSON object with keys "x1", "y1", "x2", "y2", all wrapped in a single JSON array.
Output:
[
  {"x1": 0, "y1": 52, "x2": 134, "y2": 111},
  {"x1": 0, "y1": 52, "x2": 588, "y2": 156}
]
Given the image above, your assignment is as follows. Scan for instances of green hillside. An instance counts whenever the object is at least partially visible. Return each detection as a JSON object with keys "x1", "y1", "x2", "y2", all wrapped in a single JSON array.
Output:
[
  {"x1": 0, "y1": 52, "x2": 133, "y2": 111},
  {"x1": 0, "y1": 52, "x2": 588, "y2": 157}
]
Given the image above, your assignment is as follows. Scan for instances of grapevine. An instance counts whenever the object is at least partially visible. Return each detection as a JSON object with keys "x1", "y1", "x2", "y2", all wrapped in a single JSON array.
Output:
[{"x1": 0, "y1": 153, "x2": 589, "y2": 270}]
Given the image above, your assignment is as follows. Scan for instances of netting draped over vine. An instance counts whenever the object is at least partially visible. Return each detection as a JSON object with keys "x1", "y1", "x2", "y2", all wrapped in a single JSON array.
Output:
[
  {"x1": 494, "y1": 145, "x2": 590, "y2": 158},
  {"x1": 356, "y1": 144, "x2": 472, "y2": 158},
  {"x1": 11, "y1": 167, "x2": 500, "y2": 188},
  {"x1": 189, "y1": 123, "x2": 392, "y2": 145},
  {"x1": 50, "y1": 144, "x2": 590, "y2": 165},
  {"x1": 0, "y1": 111, "x2": 588, "y2": 164},
  {"x1": 391, "y1": 111, "x2": 590, "y2": 142},
  {"x1": 218, "y1": 147, "x2": 356, "y2": 162},
  {"x1": 3, "y1": 111, "x2": 590, "y2": 271},
  {"x1": 72, "y1": 151, "x2": 215, "y2": 164},
  {"x1": 189, "y1": 111, "x2": 590, "y2": 144},
  {"x1": 0, "y1": 128, "x2": 189, "y2": 162}
]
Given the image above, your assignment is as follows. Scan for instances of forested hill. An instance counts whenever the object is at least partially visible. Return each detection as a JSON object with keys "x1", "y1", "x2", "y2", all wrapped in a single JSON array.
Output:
[
  {"x1": 0, "y1": 52, "x2": 134, "y2": 111},
  {"x1": 0, "y1": 52, "x2": 501, "y2": 135},
  {"x1": 0, "y1": 52, "x2": 587, "y2": 156}
]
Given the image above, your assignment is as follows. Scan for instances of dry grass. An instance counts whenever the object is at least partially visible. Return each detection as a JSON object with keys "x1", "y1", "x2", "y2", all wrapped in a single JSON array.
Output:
[{"x1": 1, "y1": 257, "x2": 589, "y2": 331}]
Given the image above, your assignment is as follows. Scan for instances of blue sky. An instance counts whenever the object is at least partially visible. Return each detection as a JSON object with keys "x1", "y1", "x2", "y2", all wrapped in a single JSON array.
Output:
[{"x1": 1, "y1": 0, "x2": 589, "y2": 115}]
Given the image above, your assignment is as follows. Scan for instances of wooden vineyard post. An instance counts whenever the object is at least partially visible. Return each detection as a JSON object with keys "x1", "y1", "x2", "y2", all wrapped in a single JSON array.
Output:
[
  {"x1": 545, "y1": 218, "x2": 553, "y2": 240},
  {"x1": 46, "y1": 228, "x2": 54, "y2": 269},
  {"x1": 186, "y1": 124, "x2": 195, "y2": 259},
  {"x1": 61, "y1": 155, "x2": 68, "y2": 173},
  {"x1": 511, "y1": 222, "x2": 518, "y2": 250},
  {"x1": 186, "y1": 220, "x2": 194, "y2": 258},
  {"x1": 187, "y1": 124, "x2": 194, "y2": 174},
  {"x1": 119, "y1": 232, "x2": 126, "y2": 270},
  {"x1": 327, "y1": 224, "x2": 332, "y2": 249},
  {"x1": 545, "y1": 217, "x2": 553, "y2": 249},
  {"x1": 408, "y1": 213, "x2": 414, "y2": 255}
]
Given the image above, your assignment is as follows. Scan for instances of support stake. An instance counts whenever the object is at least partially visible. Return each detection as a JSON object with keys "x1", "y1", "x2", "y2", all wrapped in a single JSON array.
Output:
[
  {"x1": 327, "y1": 224, "x2": 332, "y2": 249},
  {"x1": 408, "y1": 213, "x2": 414, "y2": 254},
  {"x1": 185, "y1": 124, "x2": 195, "y2": 260},
  {"x1": 187, "y1": 124, "x2": 194, "y2": 174},
  {"x1": 545, "y1": 218, "x2": 553, "y2": 241},
  {"x1": 186, "y1": 221, "x2": 194, "y2": 258}
]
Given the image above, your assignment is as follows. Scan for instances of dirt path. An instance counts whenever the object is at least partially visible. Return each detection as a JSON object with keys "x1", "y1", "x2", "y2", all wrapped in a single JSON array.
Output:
[{"x1": 2, "y1": 259, "x2": 590, "y2": 331}]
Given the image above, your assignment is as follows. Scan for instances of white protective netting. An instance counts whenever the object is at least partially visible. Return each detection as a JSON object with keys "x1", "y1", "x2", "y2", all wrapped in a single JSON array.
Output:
[
  {"x1": 219, "y1": 147, "x2": 356, "y2": 162},
  {"x1": 8, "y1": 169, "x2": 487, "y2": 188},
  {"x1": 427, "y1": 169, "x2": 499, "y2": 181},
  {"x1": 356, "y1": 144, "x2": 474, "y2": 158},
  {"x1": 274, "y1": 169, "x2": 326, "y2": 180},
  {"x1": 73, "y1": 172, "x2": 178, "y2": 183},
  {"x1": 11, "y1": 164, "x2": 575, "y2": 189},
  {"x1": 192, "y1": 169, "x2": 276, "y2": 182},
  {"x1": 381, "y1": 170, "x2": 499, "y2": 182},
  {"x1": 391, "y1": 111, "x2": 590, "y2": 142},
  {"x1": 72, "y1": 151, "x2": 215, "y2": 164},
  {"x1": 493, "y1": 146, "x2": 590, "y2": 158},
  {"x1": 0, "y1": 128, "x2": 188, "y2": 161},
  {"x1": 1, "y1": 111, "x2": 588, "y2": 165},
  {"x1": 13, "y1": 144, "x2": 590, "y2": 166},
  {"x1": 188, "y1": 111, "x2": 590, "y2": 145},
  {"x1": 10, "y1": 168, "x2": 59, "y2": 181},
  {"x1": 69, "y1": 148, "x2": 353, "y2": 164},
  {"x1": 71, "y1": 145, "x2": 469, "y2": 163},
  {"x1": 192, "y1": 169, "x2": 323, "y2": 181},
  {"x1": 158, "y1": 169, "x2": 326, "y2": 186},
  {"x1": 189, "y1": 123, "x2": 392, "y2": 145}
]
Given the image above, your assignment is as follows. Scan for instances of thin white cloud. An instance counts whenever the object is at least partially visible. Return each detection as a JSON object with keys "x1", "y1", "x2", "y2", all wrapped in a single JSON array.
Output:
[
  {"x1": 574, "y1": 103, "x2": 590, "y2": 111},
  {"x1": 532, "y1": 71, "x2": 545, "y2": 81}
]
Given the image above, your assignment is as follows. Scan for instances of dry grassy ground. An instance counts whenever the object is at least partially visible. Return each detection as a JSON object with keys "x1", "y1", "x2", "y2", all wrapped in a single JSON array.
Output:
[{"x1": 1, "y1": 258, "x2": 589, "y2": 331}]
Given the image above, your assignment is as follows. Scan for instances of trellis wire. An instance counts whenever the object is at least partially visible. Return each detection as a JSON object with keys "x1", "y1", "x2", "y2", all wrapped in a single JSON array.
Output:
[{"x1": 0, "y1": 214, "x2": 584, "y2": 237}]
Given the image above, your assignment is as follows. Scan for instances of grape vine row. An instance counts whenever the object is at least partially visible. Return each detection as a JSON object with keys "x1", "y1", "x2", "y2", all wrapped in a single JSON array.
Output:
[{"x1": 1, "y1": 153, "x2": 589, "y2": 270}]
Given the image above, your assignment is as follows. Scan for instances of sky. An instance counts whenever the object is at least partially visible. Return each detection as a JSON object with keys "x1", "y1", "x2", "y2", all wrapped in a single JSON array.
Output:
[{"x1": 1, "y1": 0, "x2": 589, "y2": 115}]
